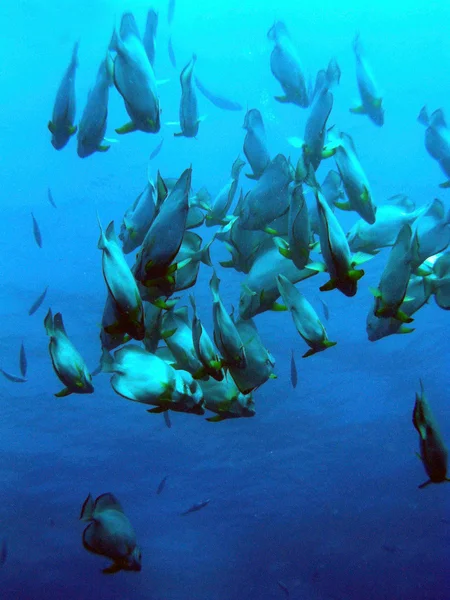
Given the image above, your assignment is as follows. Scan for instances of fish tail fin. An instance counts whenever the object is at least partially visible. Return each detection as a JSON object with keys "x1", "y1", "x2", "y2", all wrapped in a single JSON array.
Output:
[
  {"x1": 200, "y1": 238, "x2": 214, "y2": 267},
  {"x1": 108, "y1": 28, "x2": 120, "y2": 53},
  {"x1": 209, "y1": 270, "x2": 220, "y2": 301},
  {"x1": 96, "y1": 212, "x2": 106, "y2": 249},
  {"x1": 72, "y1": 40, "x2": 80, "y2": 68}
]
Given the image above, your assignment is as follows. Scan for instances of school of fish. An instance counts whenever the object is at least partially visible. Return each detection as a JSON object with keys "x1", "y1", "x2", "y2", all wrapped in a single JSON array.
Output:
[{"x1": 3, "y1": 5, "x2": 448, "y2": 576}]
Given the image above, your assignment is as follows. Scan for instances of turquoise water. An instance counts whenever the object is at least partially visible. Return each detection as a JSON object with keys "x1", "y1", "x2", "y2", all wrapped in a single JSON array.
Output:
[{"x1": 0, "y1": 1, "x2": 449, "y2": 598}]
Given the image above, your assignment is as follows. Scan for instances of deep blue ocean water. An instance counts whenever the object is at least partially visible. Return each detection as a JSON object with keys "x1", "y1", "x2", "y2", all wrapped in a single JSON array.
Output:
[{"x1": 0, "y1": 1, "x2": 449, "y2": 598}]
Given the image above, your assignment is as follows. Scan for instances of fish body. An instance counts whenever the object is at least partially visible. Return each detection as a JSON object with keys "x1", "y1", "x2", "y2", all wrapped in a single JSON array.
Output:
[
  {"x1": 101, "y1": 345, "x2": 204, "y2": 414},
  {"x1": 48, "y1": 42, "x2": 79, "y2": 149},
  {"x1": 47, "y1": 188, "x2": 57, "y2": 208},
  {"x1": 0, "y1": 369, "x2": 27, "y2": 383},
  {"x1": 190, "y1": 295, "x2": 224, "y2": 382},
  {"x1": 243, "y1": 109, "x2": 270, "y2": 180},
  {"x1": 290, "y1": 349, "x2": 297, "y2": 388},
  {"x1": 350, "y1": 34, "x2": 384, "y2": 126},
  {"x1": 206, "y1": 156, "x2": 245, "y2": 226},
  {"x1": 109, "y1": 13, "x2": 160, "y2": 134},
  {"x1": 210, "y1": 271, "x2": 246, "y2": 369},
  {"x1": 44, "y1": 309, "x2": 94, "y2": 397},
  {"x1": 161, "y1": 306, "x2": 203, "y2": 375},
  {"x1": 200, "y1": 373, "x2": 255, "y2": 421},
  {"x1": 227, "y1": 318, "x2": 275, "y2": 394},
  {"x1": 267, "y1": 21, "x2": 309, "y2": 107},
  {"x1": 194, "y1": 76, "x2": 242, "y2": 111},
  {"x1": 119, "y1": 181, "x2": 157, "y2": 254},
  {"x1": 28, "y1": 286, "x2": 49, "y2": 316},
  {"x1": 412, "y1": 381, "x2": 450, "y2": 489},
  {"x1": 276, "y1": 275, "x2": 336, "y2": 357},
  {"x1": 315, "y1": 188, "x2": 364, "y2": 296},
  {"x1": 134, "y1": 168, "x2": 191, "y2": 284},
  {"x1": 176, "y1": 55, "x2": 199, "y2": 138},
  {"x1": 80, "y1": 493, "x2": 141, "y2": 574},
  {"x1": 180, "y1": 499, "x2": 210, "y2": 516},
  {"x1": 31, "y1": 213, "x2": 42, "y2": 248},
  {"x1": 332, "y1": 132, "x2": 377, "y2": 225},
  {"x1": 19, "y1": 342, "x2": 27, "y2": 378},
  {"x1": 98, "y1": 218, "x2": 145, "y2": 341},
  {"x1": 239, "y1": 154, "x2": 292, "y2": 231},
  {"x1": 143, "y1": 9, "x2": 158, "y2": 67},
  {"x1": 77, "y1": 59, "x2": 112, "y2": 158},
  {"x1": 371, "y1": 224, "x2": 414, "y2": 322}
]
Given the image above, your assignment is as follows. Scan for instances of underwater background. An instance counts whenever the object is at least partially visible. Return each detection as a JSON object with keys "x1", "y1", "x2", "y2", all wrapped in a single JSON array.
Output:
[{"x1": 0, "y1": 0, "x2": 449, "y2": 598}]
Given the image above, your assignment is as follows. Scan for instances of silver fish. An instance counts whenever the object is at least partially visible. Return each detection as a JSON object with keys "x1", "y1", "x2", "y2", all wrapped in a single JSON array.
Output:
[
  {"x1": 28, "y1": 286, "x2": 49, "y2": 316},
  {"x1": 19, "y1": 342, "x2": 27, "y2": 378},
  {"x1": 47, "y1": 188, "x2": 57, "y2": 208},
  {"x1": 31, "y1": 213, "x2": 42, "y2": 248},
  {"x1": 180, "y1": 499, "x2": 210, "y2": 516},
  {"x1": 0, "y1": 368, "x2": 27, "y2": 383},
  {"x1": 156, "y1": 476, "x2": 168, "y2": 495}
]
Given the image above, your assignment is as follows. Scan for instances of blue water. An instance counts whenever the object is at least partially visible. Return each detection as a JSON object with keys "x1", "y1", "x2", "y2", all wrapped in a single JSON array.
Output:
[{"x1": 0, "y1": 1, "x2": 449, "y2": 598}]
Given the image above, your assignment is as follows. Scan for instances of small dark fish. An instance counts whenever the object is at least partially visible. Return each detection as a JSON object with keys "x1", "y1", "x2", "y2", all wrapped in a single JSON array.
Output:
[
  {"x1": 150, "y1": 138, "x2": 164, "y2": 161},
  {"x1": 31, "y1": 212, "x2": 42, "y2": 248},
  {"x1": 28, "y1": 286, "x2": 49, "y2": 316},
  {"x1": 277, "y1": 580, "x2": 290, "y2": 598},
  {"x1": 19, "y1": 342, "x2": 27, "y2": 377},
  {"x1": 168, "y1": 36, "x2": 177, "y2": 68},
  {"x1": 194, "y1": 76, "x2": 243, "y2": 111},
  {"x1": 0, "y1": 539, "x2": 7, "y2": 567},
  {"x1": 163, "y1": 411, "x2": 172, "y2": 428},
  {"x1": 180, "y1": 499, "x2": 210, "y2": 516},
  {"x1": 167, "y1": 0, "x2": 175, "y2": 25},
  {"x1": 319, "y1": 297, "x2": 330, "y2": 321},
  {"x1": 0, "y1": 368, "x2": 27, "y2": 383},
  {"x1": 290, "y1": 350, "x2": 297, "y2": 389},
  {"x1": 156, "y1": 476, "x2": 168, "y2": 495},
  {"x1": 47, "y1": 187, "x2": 57, "y2": 208}
]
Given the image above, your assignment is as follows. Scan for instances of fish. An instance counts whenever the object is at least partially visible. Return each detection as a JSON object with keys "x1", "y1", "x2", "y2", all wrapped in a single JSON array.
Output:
[
  {"x1": 149, "y1": 138, "x2": 164, "y2": 160},
  {"x1": 227, "y1": 318, "x2": 276, "y2": 395},
  {"x1": 319, "y1": 298, "x2": 330, "y2": 321},
  {"x1": 276, "y1": 275, "x2": 337, "y2": 358},
  {"x1": 28, "y1": 286, "x2": 49, "y2": 316},
  {"x1": 175, "y1": 55, "x2": 200, "y2": 138},
  {"x1": 194, "y1": 76, "x2": 243, "y2": 111},
  {"x1": 239, "y1": 154, "x2": 292, "y2": 231},
  {"x1": 47, "y1": 188, "x2": 57, "y2": 209},
  {"x1": 161, "y1": 306, "x2": 204, "y2": 375},
  {"x1": 210, "y1": 271, "x2": 247, "y2": 370},
  {"x1": 97, "y1": 216, "x2": 145, "y2": 341},
  {"x1": 327, "y1": 131, "x2": 377, "y2": 225},
  {"x1": 143, "y1": 9, "x2": 158, "y2": 67},
  {"x1": 290, "y1": 350, "x2": 297, "y2": 388},
  {"x1": 273, "y1": 184, "x2": 311, "y2": 270},
  {"x1": 277, "y1": 580, "x2": 290, "y2": 599},
  {"x1": 31, "y1": 213, "x2": 42, "y2": 248},
  {"x1": 243, "y1": 108, "x2": 270, "y2": 180},
  {"x1": 134, "y1": 167, "x2": 191, "y2": 285},
  {"x1": 119, "y1": 181, "x2": 157, "y2": 254},
  {"x1": 418, "y1": 107, "x2": 450, "y2": 188},
  {"x1": 180, "y1": 499, "x2": 210, "y2": 516},
  {"x1": 350, "y1": 33, "x2": 384, "y2": 126},
  {"x1": 168, "y1": 0, "x2": 176, "y2": 25},
  {"x1": 168, "y1": 35, "x2": 177, "y2": 68},
  {"x1": 267, "y1": 21, "x2": 310, "y2": 107},
  {"x1": 412, "y1": 380, "x2": 450, "y2": 489},
  {"x1": 109, "y1": 13, "x2": 160, "y2": 135},
  {"x1": 48, "y1": 41, "x2": 79, "y2": 149},
  {"x1": 44, "y1": 309, "x2": 94, "y2": 397},
  {"x1": 77, "y1": 58, "x2": 113, "y2": 158},
  {"x1": 315, "y1": 186, "x2": 365, "y2": 297},
  {"x1": 0, "y1": 368, "x2": 27, "y2": 383},
  {"x1": 370, "y1": 224, "x2": 415, "y2": 323},
  {"x1": 101, "y1": 345, "x2": 204, "y2": 415},
  {"x1": 19, "y1": 342, "x2": 27, "y2": 378},
  {"x1": 156, "y1": 476, "x2": 168, "y2": 494},
  {"x1": 200, "y1": 373, "x2": 256, "y2": 422},
  {"x1": 205, "y1": 156, "x2": 245, "y2": 227},
  {"x1": 80, "y1": 493, "x2": 142, "y2": 574},
  {"x1": 190, "y1": 294, "x2": 224, "y2": 382}
]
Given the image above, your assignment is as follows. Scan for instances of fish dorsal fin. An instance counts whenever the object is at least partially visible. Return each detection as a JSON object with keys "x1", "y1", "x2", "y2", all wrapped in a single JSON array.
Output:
[
  {"x1": 94, "y1": 493, "x2": 124, "y2": 515},
  {"x1": 120, "y1": 12, "x2": 141, "y2": 41},
  {"x1": 430, "y1": 109, "x2": 446, "y2": 129},
  {"x1": 174, "y1": 306, "x2": 190, "y2": 325},
  {"x1": 53, "y1": 312, "x2": 67, "y2": 336},
  {"x1": 80, "y1": 493, "x2": 94, "y2": 521}
]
